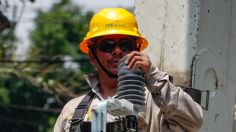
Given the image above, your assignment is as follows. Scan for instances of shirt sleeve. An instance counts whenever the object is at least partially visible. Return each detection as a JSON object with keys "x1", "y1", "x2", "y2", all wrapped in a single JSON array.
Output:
[
  {"x1": 54, "y1": 103, "x2": 71, "y2": 132},
  {"x1": 53, "y1": 95, "x2": 85, "y2": 132},
  {"x1": 144, "y1": 64, "x2": 203, "y2": 132}
]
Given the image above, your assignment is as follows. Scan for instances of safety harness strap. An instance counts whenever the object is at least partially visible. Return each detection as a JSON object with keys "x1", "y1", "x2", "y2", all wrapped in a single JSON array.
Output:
[{"x1": 69, "y1": 90, "x2": 95, "y2": 132}]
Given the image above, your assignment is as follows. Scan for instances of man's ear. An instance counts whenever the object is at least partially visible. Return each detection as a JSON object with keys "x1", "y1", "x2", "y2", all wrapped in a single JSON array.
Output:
[{"x1": 88, "y1": 50, "x2": 96, "y2": 65}]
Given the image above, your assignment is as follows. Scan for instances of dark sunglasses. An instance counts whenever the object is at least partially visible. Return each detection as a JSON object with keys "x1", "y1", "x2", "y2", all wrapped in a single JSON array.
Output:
[{"x1": 95, "y1": 38, "x2": 136, "y2": 53}]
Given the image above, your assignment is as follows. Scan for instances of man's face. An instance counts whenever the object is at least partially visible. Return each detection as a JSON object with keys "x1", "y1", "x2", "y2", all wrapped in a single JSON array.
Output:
[{"x1": 89, "y1": 34, "x2": 137, "y2": 75}]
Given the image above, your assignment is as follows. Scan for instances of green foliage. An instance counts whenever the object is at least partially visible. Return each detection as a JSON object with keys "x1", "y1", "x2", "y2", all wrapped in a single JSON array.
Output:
[
  {"x1": 28, "y1": 0, "x2": 95, "y2": 98},
  {"x1": 0, "y1": 27, "x2": 17, "y2": 59},
  {"x1": 0, "y1": 0, "x2": 95, "y2": 131},
  {"x1": 0, "y1": 73, "x2": 57, "y2": 132},
  {"x1": 29, "y1": 1, "x2": 93, "y2": 60}
]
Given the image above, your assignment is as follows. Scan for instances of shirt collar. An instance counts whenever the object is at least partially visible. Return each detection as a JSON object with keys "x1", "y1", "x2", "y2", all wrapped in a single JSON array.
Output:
[{"x1": 83, "y1": 74, "x2": 118, "y2": 100}]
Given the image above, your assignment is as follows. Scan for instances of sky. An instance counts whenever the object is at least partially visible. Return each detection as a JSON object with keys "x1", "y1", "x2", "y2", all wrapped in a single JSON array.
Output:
[{"x1": 3, "y1": 0, "x2": 135, "y2": 59}]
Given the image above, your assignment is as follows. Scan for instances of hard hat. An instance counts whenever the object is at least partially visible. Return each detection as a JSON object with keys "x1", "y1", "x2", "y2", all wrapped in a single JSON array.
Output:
[{"x1": 79, "y1": 8, "x2": 148, "y2": 54}]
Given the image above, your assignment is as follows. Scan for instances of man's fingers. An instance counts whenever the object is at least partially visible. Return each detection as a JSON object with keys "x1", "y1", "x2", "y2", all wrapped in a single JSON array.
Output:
[
  {"x1": 125, "y1": 51, "x2": 151, "y2": 73},
  {"x1": 125, "y1": 51, "x2": 142, "y2": 64},
  {"x1": 127, "y1": 56, "x2": 143, "y2": 69}
]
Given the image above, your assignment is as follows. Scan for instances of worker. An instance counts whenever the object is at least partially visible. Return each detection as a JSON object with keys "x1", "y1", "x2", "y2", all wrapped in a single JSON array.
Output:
[{"x1": 54, "y1": 8, "x2": 203, "y2": 132}]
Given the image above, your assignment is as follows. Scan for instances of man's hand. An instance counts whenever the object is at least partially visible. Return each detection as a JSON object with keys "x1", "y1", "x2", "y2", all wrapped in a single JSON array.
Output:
[{"x1": 125, "y1": 51, "x2": 152, "y2": 74}]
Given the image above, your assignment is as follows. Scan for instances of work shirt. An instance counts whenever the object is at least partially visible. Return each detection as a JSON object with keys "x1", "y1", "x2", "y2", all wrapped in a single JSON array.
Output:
[{"x1": 54, "y1": 64, "x2": 203, "y2": 132}]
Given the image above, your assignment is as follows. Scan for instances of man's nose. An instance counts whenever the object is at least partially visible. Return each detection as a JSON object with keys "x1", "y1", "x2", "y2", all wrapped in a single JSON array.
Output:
[{"x1": 112, "y1": 46, "x2": 123, "y2": 56}]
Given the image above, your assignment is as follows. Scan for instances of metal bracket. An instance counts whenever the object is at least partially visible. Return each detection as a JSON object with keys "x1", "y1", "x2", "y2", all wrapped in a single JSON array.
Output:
[
  {"x1": 91, "y1": 101, "x2": 107, "y2": 132},
  {"x1": 184, "y1": 87, "x2": 209, "y2": 110}
]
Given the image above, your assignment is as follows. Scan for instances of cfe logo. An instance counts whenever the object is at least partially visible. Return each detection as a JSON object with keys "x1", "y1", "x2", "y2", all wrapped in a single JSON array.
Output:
[{"x1": 105, "y1": 23, "x2": 127, "y2": 28}]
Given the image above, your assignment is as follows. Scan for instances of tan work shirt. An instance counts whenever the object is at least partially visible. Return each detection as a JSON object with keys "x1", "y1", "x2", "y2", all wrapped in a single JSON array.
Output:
[{"x1": 54, "y1": 64, "x2": 203, "y2": 132}]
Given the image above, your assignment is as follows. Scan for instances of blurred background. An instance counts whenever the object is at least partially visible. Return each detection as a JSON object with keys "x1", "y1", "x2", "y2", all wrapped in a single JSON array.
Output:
[{"x1": 0, "y1": 0, "x2": 134, "y2": 131}]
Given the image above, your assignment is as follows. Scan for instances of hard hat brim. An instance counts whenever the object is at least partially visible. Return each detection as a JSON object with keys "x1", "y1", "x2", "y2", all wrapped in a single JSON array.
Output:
[{"x1": 79, "y1": 30, "x2": 148, "y2": 54}]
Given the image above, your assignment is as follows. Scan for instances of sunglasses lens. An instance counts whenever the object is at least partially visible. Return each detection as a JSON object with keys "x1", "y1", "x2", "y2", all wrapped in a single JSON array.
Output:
[
  {"x1": 118, "y1": 39, "x2": 135, "y2": 52},
  {"x1": 97, "y1": 38, "x2": 136, "y2": 53},
  {"x1": 98, "y1": 39, "x2": 116, "y2": 52}
]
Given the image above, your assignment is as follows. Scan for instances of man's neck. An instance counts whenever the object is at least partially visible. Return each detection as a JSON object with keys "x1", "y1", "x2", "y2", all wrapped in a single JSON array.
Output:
[{"x1": 98, "y1": 73, "x2": 118, "y2": 99}]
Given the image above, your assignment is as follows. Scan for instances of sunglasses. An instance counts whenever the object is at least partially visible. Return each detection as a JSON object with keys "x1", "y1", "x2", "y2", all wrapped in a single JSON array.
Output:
[{"x1": 95, "y1": 38, "x2": 136, "y2": 53}]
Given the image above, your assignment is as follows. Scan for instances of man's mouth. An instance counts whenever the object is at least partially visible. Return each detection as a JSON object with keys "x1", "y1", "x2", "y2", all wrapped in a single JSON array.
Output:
[{"x1": 111, "y1": 61, "x2": 119, "y2": 66}]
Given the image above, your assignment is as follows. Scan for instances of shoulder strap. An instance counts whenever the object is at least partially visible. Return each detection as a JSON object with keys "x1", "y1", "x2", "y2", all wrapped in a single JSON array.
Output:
[{"x1": 69, "y1": 90, "x2": 95, "y2": 132}]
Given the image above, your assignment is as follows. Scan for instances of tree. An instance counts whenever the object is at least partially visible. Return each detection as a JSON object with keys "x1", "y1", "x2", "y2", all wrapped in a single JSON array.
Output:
[
  {"x1": 0, "y1": 0, "x2": 95, "y2": 131},
  {"x1": 29, "y1": 0, "x2": 95, "y2": 101}
]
